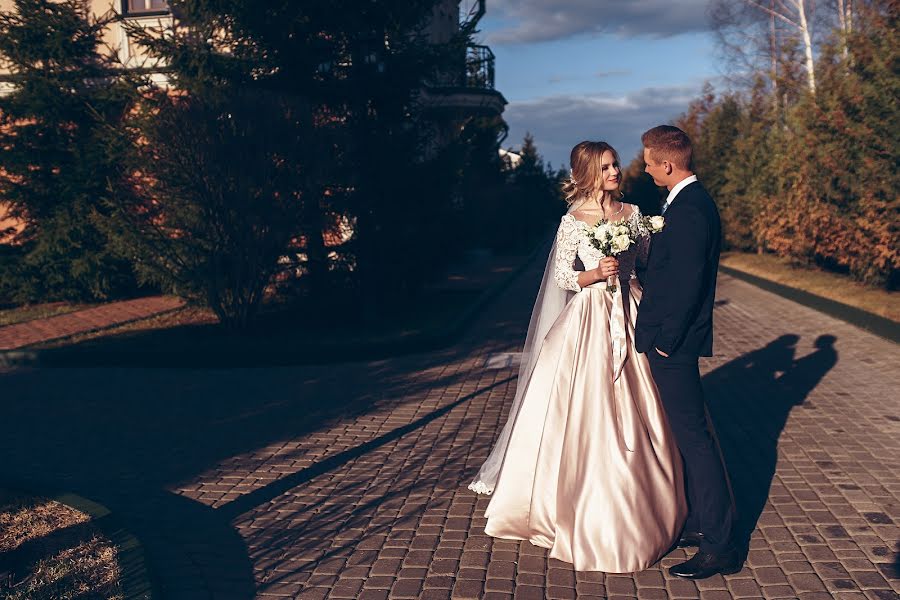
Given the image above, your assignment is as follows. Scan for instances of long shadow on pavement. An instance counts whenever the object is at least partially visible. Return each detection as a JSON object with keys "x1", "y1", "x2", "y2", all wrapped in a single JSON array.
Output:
[
  {"x1": 703, "y1": 333, "x2": 839, "y2": 551},
  {"x1": 0, "y1": 352, "x2": 513, "y2": 598},
  {"x1": 0, "y1": 251, "x2": 548, "y2": 598}
]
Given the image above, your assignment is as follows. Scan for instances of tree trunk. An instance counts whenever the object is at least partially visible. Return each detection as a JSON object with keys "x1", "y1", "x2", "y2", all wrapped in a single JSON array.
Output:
[
  {"x1": 795, "y1": 0, "x2": 816, "y2": 94},
  {"x1": 837, "y1": 0, "x2": 850, "y2": 60},
  {"x1": 769, "y1": 1, "x2": 779, "y2": 110}
]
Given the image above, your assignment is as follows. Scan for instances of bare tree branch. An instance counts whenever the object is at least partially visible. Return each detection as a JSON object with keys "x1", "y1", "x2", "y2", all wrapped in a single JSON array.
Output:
[{"x1": 744, "y1": 0, "x2": 804, "y2": 28}]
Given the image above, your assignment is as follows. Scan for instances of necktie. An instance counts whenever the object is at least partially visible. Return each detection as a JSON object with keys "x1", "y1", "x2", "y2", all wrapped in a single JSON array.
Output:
[{"x1": 661, "y1": 202, "x2": 669, "y2": 215}]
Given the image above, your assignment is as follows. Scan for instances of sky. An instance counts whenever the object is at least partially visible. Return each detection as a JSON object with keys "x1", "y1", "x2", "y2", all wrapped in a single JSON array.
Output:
[{"x1": 475, "y1": 0, "x2": 723, "y2": 170}]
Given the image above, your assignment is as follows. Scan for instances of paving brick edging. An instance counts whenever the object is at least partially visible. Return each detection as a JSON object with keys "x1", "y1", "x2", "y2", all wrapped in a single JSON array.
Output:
[
  {"x1": 719, "y1": 264, "x2": 900, "y2": 344},
  {"x1": 4, "y1": 483, "x2": 157, "y2": 600},
  {"x1": 0, "y1": 297, "x2": 186, "y2": 352}
]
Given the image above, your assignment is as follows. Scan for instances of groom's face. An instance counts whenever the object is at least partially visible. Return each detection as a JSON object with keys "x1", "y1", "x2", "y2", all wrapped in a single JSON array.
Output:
[{"x1": 643, "y1": 147, "x2": 667, "y2": 187}]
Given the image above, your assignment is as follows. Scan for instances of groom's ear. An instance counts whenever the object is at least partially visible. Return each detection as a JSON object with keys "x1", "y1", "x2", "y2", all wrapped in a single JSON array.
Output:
[{"x1": 663, "y1": 160, "x2": 673, "y2": 175}]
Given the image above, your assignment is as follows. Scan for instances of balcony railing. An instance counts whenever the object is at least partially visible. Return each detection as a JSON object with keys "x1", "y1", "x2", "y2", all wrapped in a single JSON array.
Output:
[
  {"x1": 465, "y1": 45, "x2": 495, "y2": 90},
  {"x1": 430, "y1": 44, "x2": 496, "y2": 90}
]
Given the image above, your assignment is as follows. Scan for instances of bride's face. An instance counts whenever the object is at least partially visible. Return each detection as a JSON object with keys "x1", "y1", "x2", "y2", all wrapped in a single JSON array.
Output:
[{"x1": 599, "y1": 150, "x2": 621, "y2": 192}]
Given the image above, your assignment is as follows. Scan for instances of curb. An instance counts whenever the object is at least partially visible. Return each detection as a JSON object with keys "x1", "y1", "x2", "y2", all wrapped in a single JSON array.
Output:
[
  {"x1": 0, "y1": 242, "x2": 548, "y2": 368},
  {"x1": 2, "y1": 484, "x2": 157, "y2": 600},
  {"x1": 719, "y1": 265, "x2": 900, "y2": 344}
]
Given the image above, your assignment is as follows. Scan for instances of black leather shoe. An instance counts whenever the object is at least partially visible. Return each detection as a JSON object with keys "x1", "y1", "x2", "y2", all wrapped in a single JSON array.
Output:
[
  {"x1": 669, "y1": 549, "x2": 742, "y2": 579},
  {"x1": 677, "y1": 531, "x2": 704, "y2": 548}
]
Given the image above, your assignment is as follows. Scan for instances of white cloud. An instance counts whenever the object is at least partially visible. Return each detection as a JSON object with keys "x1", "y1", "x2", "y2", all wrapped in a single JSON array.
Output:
[
  {"x1": 502, "y1": 83, "x2": 702, "y2": 169},
  {"x1": 486, "y1": 0, "x2": 713, "y2": 45}
]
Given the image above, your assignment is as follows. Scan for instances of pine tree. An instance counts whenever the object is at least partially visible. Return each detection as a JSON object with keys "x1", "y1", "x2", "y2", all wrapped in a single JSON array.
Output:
[
  {"x1": 0, "y1": 0, "x2": 139, "y2": 302},
  {"x1": 117, "y1": 0, "x2": 461, "y2": 324}
]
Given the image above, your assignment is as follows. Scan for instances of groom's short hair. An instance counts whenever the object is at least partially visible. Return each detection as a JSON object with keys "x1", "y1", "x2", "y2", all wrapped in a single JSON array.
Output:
[{"x1": 641, "y1": 126, "x2": 693, "y2": 171}]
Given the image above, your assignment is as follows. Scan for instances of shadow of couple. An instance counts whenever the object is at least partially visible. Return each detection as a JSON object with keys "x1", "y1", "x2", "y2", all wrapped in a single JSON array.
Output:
[{"x1": 703, "y1": 333, "x2": 839, "y2": 552}]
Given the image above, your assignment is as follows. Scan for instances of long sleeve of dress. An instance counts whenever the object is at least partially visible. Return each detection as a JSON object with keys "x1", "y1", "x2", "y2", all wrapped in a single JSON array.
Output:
[{"x1": 554, "y1": 217, "x2": 582, "y2": 292}]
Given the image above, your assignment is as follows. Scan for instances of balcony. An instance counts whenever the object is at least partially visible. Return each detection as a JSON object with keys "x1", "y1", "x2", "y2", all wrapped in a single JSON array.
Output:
[{"x1": 421, "y1": 44, "x2": 505, "y2": 115}]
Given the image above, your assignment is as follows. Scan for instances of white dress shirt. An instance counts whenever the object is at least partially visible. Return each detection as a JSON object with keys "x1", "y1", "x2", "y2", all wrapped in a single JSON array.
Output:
[{"x1": 661, "y1": 175, "x2": 698, "y2": 214}]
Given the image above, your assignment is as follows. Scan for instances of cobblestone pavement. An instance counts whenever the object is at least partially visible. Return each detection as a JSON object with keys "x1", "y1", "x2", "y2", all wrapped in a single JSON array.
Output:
[
  {"x1": 0, "y1": 296, "x2": 185, "y2": 350},
  {"x1": 0, "y1": 255, "x2": 897, "y2": 600}
]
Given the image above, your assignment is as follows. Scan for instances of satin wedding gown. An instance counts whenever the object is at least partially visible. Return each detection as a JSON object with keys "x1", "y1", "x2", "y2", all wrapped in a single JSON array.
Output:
[{"x1": 472, "y1": 208, "x2": 687, "y2": 573}]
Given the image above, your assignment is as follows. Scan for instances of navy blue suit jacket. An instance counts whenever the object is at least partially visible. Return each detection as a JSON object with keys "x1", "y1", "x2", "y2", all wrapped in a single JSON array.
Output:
[{"x1": 635, "y1": 181, "x2": 721, "y2": 358}]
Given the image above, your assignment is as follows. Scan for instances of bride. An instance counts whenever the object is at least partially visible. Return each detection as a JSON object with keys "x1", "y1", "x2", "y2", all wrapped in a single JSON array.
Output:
[{"x1": 468, "y1": 141, "x2": 686, "y2": 573}]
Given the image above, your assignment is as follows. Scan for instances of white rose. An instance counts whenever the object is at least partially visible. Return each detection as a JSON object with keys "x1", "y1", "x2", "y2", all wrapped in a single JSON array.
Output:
[
  {"x1": 649, "y1": 216, "x2": 665, "y2": 232},
  {"x1": 611, "y1": 234, "x2": 631, "y2": 253},
  {"x1": 615, "y1": 225, "x2": 630, "y2": 237}
]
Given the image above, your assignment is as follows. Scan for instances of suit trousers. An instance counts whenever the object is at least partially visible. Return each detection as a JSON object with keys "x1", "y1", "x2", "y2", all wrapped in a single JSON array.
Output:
[{"x1": 647, "y1": 350, "x2": 734, "y2": 553}]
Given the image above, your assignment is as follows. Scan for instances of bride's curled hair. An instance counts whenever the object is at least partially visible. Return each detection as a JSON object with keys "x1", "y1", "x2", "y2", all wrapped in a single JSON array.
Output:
[{"x1": 562, "y1": 141, "x2": 620, "y2": 205}]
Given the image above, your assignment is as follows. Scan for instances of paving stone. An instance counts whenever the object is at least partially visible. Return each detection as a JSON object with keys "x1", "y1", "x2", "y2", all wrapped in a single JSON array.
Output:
[
  {"x1": 546, "y1": 568, "x2": 576, "y2": 587},
  {"x1": 667, "y1": 578, "x2": 700, "y2": 598},
  {"x1": 702, "y1": 591, "x2": 737, "y2": 600},
  {"x1": 788, "y1": 572, "x2": 827, "y2": 592},
  {"x1": 728, "y1": 578, "x2": 763, "y2": 597},
  {"x1": 515, "y1": 572, "x2": 544, "y2": 587},
  {"x1": 3, "y1": 261, "x2": 899, "y2": 600},
  {"x1": 762, "y1": 584, "x2": 801, "y2": 598},
  {"x1": 417, "y1": 590, "x2": 451, "y2": 600},
  {"x1": 388, "y1": 578, "x2": 422, "y2": 599},
  {"x1": 485, "y1": 577, "x2": 515, "y2": 593},
  {"x1": 451, "y1": 579, "x2": 483, "y2": 599},
  {"x1": 575, "y1": 582, "x2": 606, "y2": 595},
  {"x1": 606, "y1": 575, "x2": 636, "y2": 595},
  {"x1": 545, "y1": 586, "x2": 577, "y2": 599},
  {"x1": 512, "y1": 585, "x2": 544, "y2": 600}
]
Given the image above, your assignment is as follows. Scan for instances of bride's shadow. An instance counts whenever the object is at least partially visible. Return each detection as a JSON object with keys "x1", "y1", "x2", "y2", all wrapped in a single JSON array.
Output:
[{"x1": 702, "y1": 334, "x2": 838, "y2": 550}]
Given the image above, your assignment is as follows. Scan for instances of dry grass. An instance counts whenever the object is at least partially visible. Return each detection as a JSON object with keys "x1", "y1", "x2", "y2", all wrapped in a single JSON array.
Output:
[
  {"x1": 720, "y1": 252, "x2": 899, "y2": 322},
  {"x1": 0, "y1": 496, "x2": 89, "y2": 552},
  {"x1": 0, "y1": 491, "x2": 124, "y2": 600},
  {"x1": 0, "y1": 302, "x2": 94, "y2": 328}
]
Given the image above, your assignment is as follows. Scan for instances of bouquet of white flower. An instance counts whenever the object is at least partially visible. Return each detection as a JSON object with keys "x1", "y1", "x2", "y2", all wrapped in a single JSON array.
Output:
[
  {"x1": 585, "y1": 215, "x2": 665, "y2": 293},
  {"x1": 585, "y1": 218, "x2": 634, "y2": 294}
]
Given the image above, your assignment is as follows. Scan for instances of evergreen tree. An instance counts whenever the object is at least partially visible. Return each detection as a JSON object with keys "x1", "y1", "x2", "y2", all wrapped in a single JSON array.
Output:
[
  {"x1": 503, "y1": 133, "x2": 565, "y2": 250},
  {"x1": 121, "y1": 0, "x2": 463, "y2": 322},
  {"x1": 0, "y1": 0, "x2": 138, "y2": 302},
  {"x1": 109, "y1": 89, "x2": 306, "y2": 329},
  {"x1": 620, "y1": 152, "x2": 665, "y2": 217},
  {"x1": 778, "y1": 0, "x2": 899, "y2": 286},
  {"x1": 720, "y1": 77, "x2": 784, "y2": 251},
  {"x1": 695, "y1": 93, "x2": 742, "y2": 203}
]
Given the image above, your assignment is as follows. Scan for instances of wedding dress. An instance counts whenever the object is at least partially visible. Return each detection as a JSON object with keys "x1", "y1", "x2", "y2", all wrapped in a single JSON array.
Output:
[{"x1": 471, "y1": 207, "x2": 687, "y2": 573}]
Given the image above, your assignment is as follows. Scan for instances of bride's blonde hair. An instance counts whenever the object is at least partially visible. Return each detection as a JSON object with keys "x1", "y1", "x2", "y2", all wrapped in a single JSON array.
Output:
[{"x1": 561, "y1": 141, "x2": 620, "y2": 205}]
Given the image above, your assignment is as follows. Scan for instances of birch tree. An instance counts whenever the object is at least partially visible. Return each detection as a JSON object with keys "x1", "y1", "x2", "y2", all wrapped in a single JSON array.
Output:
[{"x1": 712, "y1": 0, "x2": 818, "y2": 95}]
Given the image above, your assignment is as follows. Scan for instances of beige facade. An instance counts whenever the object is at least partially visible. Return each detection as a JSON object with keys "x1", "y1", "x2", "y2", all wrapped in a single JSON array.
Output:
[{"x1": 0, "y1": 0, "x2": 172, "y2": 84}]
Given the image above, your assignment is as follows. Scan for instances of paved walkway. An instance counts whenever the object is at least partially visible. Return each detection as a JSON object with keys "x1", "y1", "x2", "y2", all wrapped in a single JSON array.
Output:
[
  {"x1": 0, "y1": 296, "x2": 185, "y2": 350},
  {"x1": 0, "y1": 256, "x2": 897, "y2": 600}
]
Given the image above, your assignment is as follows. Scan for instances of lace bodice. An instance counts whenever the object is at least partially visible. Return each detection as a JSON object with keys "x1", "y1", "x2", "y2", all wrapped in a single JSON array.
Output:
[{"x1": 554, "y1": 209, "x2": 650, "y2": 292}]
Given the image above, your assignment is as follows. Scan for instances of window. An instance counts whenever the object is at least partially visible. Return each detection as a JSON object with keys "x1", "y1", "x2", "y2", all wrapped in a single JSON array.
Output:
[{"x1": 123, "y1": 0, "x2": 169, "y2": 16}]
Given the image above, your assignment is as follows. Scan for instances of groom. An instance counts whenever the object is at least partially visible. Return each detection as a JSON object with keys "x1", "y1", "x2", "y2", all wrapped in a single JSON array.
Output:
[{"x1": 634, "y1": 125, "x2": 740, "y2": 579}]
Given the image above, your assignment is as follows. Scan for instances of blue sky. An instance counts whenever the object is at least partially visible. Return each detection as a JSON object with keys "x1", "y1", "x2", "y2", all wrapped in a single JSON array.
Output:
[{"x1": 476, "y1": 0, "x2": 722, "y2": 169}]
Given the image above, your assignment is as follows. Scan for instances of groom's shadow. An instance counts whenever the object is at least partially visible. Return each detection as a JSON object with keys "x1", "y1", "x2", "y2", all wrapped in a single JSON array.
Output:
[{"x1": 703, "y1": 334, "x2": 838, "y2": 551}]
